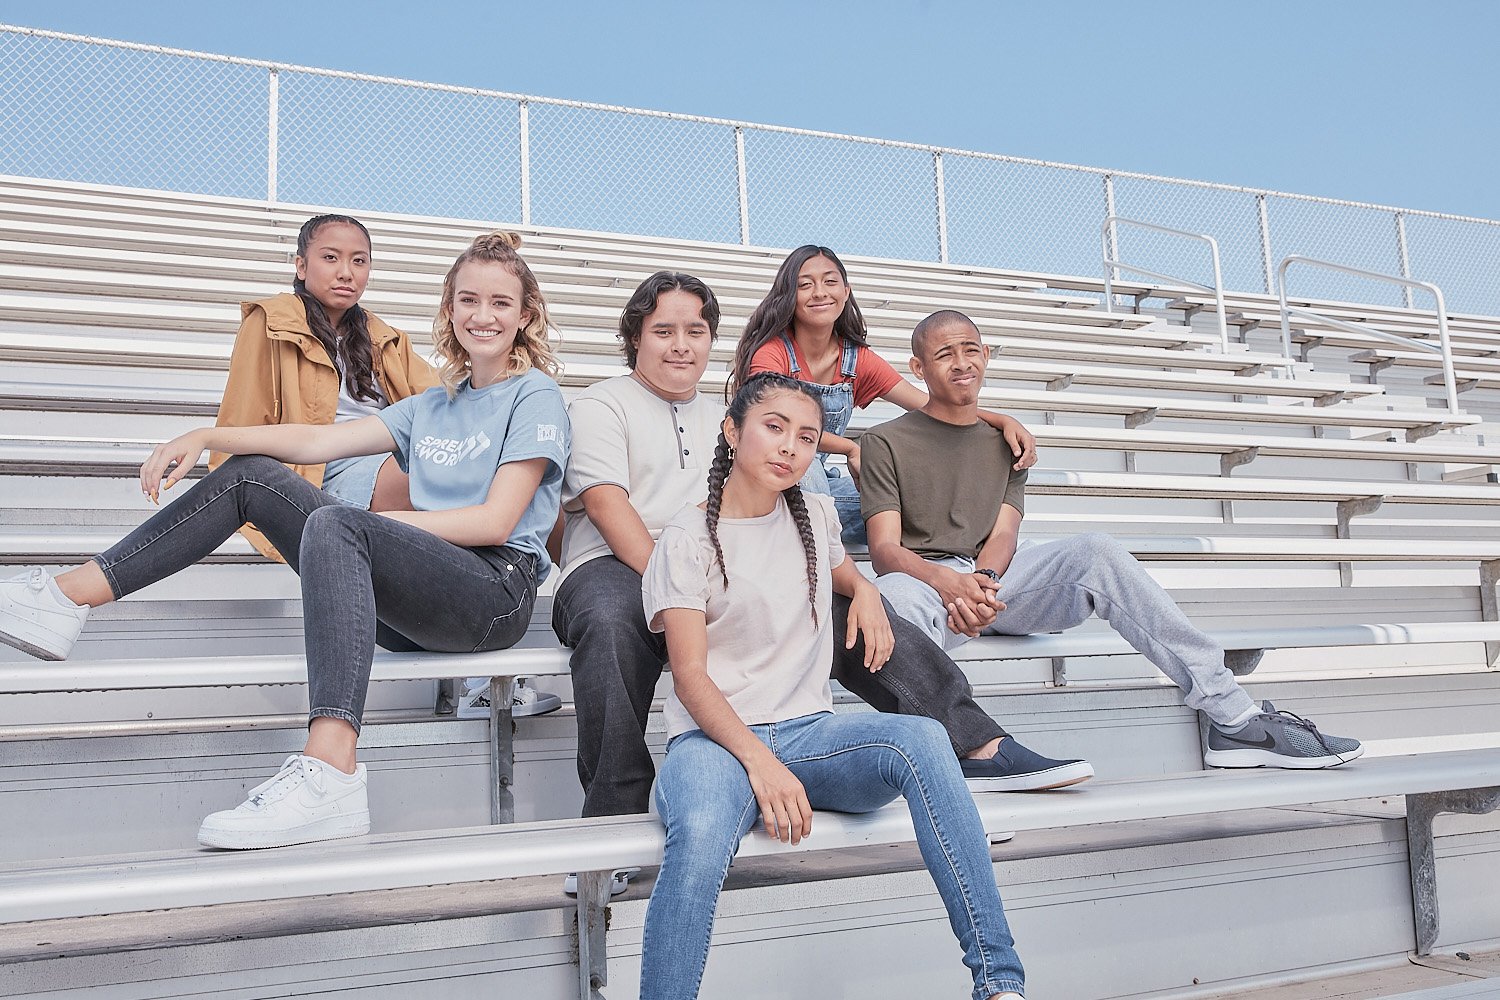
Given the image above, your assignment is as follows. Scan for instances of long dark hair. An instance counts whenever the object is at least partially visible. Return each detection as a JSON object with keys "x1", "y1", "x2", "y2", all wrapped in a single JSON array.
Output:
[
  {"x1": 617, "y1": 271, "x2": 721, "y2": 368},
  {"x1": 293, "y1": 214, "x2": 378, "y2": 402},
  {"x1": 729, "y1": 245, "x2": 870, "y2": 399},
  {"x1": 705, "y1": 372, "x2": 827, "y2": 629}
]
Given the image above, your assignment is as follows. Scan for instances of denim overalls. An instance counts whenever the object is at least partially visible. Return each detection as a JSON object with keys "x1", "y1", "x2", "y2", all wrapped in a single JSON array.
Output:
[{"x1": 780, "y1": 332, "x2": 867, "y2": 545}]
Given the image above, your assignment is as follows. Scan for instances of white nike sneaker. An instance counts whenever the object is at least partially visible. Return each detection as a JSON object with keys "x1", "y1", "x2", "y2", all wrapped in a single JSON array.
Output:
[
  {"x1": 0, "y1": 567, "x2": 90, "y2": 660},
  {"x1": 457, "y1": 677, "x2": 563, "y2": 719},
  {"x1": 198, "y1": 754, "x2": 371, "y2": 850}
]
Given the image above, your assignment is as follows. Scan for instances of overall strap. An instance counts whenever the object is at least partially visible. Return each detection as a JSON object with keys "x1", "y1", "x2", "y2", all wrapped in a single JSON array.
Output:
[
  {"x1": 839, "y1": 338, "x2": 860, "y2": 380},
  {"x1": 777, "y1": 332, "x2": 801, "y2": 375}
]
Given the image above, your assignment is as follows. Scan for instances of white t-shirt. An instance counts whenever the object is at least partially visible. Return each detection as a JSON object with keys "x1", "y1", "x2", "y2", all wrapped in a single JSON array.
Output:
[
  {"x1": 642, "y1": 492, "x2": 846, "y2": 739},
  {"x1": 558, "y1": 374, "x2": 725, "y2": 583},
  {"x1": 335, "y1": 377, "x2": 386, "y2": 422}
]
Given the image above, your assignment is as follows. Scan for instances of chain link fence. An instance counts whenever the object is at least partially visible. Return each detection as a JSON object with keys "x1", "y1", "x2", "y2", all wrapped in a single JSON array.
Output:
[{"x1": 4, "y1": 23, "x2": 1499, "y2": 318}]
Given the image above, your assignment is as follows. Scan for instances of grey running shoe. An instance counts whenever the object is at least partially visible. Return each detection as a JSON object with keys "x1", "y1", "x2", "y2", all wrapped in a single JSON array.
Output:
[{"x1": 1204, "y1": 701, "x2": 1363, "y2": 769}]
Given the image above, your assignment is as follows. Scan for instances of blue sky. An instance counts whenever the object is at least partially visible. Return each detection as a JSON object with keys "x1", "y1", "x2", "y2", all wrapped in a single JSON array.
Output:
[{"x1": 4, "y1": 0, "x2": 1498, "y2": 221}]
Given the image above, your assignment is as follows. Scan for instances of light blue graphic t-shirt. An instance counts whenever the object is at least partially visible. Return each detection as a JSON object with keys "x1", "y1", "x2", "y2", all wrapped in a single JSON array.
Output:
[{"x1": 378, "y1": 368, "x2": 569, "y2": 580}]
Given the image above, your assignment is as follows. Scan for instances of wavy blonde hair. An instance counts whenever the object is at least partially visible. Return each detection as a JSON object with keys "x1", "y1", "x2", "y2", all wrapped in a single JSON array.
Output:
[{"x1": 431, "y1": 231, "x2": 561, "y2": 396}]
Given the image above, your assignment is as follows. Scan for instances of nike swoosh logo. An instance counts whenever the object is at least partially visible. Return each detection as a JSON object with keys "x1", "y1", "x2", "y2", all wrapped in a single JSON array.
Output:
[{"x1": 1218, "y1": 732, "x2": 1277, "y2": 749}]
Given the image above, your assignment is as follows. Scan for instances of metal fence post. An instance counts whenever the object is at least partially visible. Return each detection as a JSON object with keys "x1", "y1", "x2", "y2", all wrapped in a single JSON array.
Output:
[
  {"x1": 266, "y1": 69, "x2": 279, "y2": 204},
  {"x1": 1257, "y1": 193, "x2": 1274, "y2": 295},
  {"x1": 933, "y1": 151, "x2": 949, "y2": 264},
  {"x1": 735, "y1": 127, "x2": 750, "y2": 246},
  {"x1": 1395, "y1": 211, "x2": 1414, "y2": 309},
  {"x1": 1103, "y1": 174, "x2": 1119, "y2": 305},
  {"x1": 519, "y1": 100, "x2": 531, "y2": 226}
]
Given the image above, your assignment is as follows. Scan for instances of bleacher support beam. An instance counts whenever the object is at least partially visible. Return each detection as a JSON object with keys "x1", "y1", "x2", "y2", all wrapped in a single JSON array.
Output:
[{"x1": 1407, "y1": 786, "x2": 1500, "y2": 956}]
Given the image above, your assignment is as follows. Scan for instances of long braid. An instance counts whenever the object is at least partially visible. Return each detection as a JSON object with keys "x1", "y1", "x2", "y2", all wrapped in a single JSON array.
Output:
[
  {"x1": 713, "y1": 371, "x2": 826, "y2": 623},
  {"x1": 705, "y1": 430, "x2": 733, "y2": 588},
  {"x1": 781, "y1": 484, "x2": 820, "y2": 630}
]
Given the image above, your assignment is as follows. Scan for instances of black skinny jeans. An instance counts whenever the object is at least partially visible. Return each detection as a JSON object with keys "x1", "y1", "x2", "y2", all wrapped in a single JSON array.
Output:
[
  {"x1": 93, "y1": 455, "x2": 537, "y2": 730},
  {"x1": 551, "y1": 555, "x2": 1007, "y2": 817}
]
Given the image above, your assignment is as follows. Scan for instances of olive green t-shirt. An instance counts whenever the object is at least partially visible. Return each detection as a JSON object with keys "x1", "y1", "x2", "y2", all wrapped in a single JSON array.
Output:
[{"x1": 858, "y1": 410, "x2": 1027, "y2": 561}]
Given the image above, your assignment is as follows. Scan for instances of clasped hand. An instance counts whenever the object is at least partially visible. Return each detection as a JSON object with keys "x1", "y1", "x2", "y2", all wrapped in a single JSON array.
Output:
[{"x1": 936, "y1": 566, "x2": 1004, "y2": 637}]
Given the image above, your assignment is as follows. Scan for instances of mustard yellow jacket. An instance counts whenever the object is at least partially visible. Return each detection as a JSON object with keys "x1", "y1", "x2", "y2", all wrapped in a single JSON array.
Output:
[{"x1": 209, "y1": 293, "x2": 439, "y2": 560}]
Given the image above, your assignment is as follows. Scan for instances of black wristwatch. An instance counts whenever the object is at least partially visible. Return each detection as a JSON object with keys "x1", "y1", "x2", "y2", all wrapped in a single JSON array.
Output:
[{"x1": 975, "y1": 568, "x2": 1001, "y2": 585}]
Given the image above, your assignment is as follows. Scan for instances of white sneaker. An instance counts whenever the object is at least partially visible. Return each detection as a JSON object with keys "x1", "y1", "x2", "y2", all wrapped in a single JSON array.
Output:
[
  {"x1": 0, "y1": 567, "x2": 90, "y2": 660},
  {"x1": 198, "y1": 754, "x2": 370, "y2": 850},
  {"x1": 457, "y1": 677, "x2": 563, "y2": 719},
  {"x1": 562, "y1": 869, "x2": 637, "y2": 896}
]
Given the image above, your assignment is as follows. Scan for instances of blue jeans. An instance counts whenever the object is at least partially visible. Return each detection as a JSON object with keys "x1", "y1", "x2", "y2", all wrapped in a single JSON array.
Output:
[
  {"x1": 642, "y1": 712, "x2": 1025, "y2": 1000},
  {"x1": 800, "y1": 459, "x2": 867, "y2": 547}
]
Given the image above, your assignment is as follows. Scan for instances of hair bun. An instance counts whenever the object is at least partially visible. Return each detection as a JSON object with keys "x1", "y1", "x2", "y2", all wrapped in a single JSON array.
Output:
[{"x1": 472, "y1": 230, "x2": 523, "y2": 252}]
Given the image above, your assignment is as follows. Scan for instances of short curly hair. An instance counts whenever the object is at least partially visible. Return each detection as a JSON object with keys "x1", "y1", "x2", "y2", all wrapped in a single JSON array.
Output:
[{"x1": 617, "y1": 271, "x2": 720, "y2": 369}]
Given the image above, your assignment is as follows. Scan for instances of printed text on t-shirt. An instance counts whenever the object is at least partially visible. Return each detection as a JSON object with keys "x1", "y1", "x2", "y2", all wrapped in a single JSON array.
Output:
[{"x1": 413, "y1": 430, "x2": 492, "y2": 466}]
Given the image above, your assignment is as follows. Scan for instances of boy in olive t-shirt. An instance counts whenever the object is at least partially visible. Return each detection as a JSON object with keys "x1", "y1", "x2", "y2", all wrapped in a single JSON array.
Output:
[{"x1": 860, "y1": 309, "x2": 1364, "y2": 771}]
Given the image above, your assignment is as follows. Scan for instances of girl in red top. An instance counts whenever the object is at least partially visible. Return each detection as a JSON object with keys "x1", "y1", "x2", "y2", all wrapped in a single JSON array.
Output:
[{"x1": 732, "y1": 245, "x2": 1037, "y2": 543}]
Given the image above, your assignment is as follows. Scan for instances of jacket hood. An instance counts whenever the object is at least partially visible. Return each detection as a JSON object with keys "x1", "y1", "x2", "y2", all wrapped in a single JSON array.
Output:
[{"x1": 243, "y1": 293, "x2": 405, "y2": 348}]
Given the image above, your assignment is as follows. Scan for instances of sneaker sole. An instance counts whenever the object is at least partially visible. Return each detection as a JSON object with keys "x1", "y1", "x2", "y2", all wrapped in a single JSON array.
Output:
[
  {"x1": 965, "y1": 760, "x2": 1096, "y2": 792},
  {"x1": 0, "y1": 623, "x2": 70, "y2": 661},
  {"x1": 1204, "y1": 746, "x2": 1364, "y2": 769},
  {"x1": 198, "y1": 811, "x2": 371, "y2": 850}
]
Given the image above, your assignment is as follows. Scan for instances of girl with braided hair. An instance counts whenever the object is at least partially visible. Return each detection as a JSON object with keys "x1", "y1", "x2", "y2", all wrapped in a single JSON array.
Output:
[
  {"x1": 0, "y1": 231, "x2": 569, "y2": 850},
  {"x1": 639, "y1": 372, "x2": 1026, "y2": 1000}
]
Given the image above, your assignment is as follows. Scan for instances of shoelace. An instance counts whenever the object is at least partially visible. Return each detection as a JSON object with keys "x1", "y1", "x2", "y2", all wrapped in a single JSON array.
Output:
[
  {"x1": 25, "y1": 567, "x2": 46, "y2": 593},
  {"x1": 246, "y1": 755, "x2": 325, "y2": 808},
  {"x1": 1264, "y1": 706, "x2": 1336, "y2": 756}
]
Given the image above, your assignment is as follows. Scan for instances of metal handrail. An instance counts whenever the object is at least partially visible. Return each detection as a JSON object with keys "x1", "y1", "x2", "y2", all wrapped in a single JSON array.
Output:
[
  {"x1": 1277, "y1": 255, "x2": 1462, "y2": 414},
  {"x1": 1103, "y1": 216, "x2": 1230, "y2": 353}
]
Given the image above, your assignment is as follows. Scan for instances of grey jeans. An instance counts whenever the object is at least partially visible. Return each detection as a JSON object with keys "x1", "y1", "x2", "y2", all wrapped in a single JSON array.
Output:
[
  {"x1": 875, "y1": 532, "x2": 1258, "y2": 726},
  {"x1": 93, "y1": 454, "x2": 537, "y2": 731}
]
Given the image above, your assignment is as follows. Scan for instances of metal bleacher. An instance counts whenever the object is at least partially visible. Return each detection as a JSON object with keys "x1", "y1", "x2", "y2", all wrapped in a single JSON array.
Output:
[{"x1": 2, "y1": 172, "x2": 1499, "y2": 1000}]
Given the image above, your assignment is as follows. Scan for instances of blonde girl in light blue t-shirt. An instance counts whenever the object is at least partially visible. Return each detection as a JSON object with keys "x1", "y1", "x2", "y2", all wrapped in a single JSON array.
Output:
[{"x1": 0, "y1": 232, "x2": 568, "y2": 852}]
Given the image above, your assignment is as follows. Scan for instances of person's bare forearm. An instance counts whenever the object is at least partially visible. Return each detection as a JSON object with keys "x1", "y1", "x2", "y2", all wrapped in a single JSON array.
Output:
[
  {"x1": 974, "y1": 504, "x2": 1023, "y2": 578},
  {"x1": 379, "y1": 506, "x2": 517, "y2": 548},
  {"x1": 200, "y1": 424, "x2": 341, "y2": 465},
  {"x1": 868, "y1": 537, "x2": 951, "y2": 591},
  {"x1": 818, "y1": 431, "x2": 857, "y2": 456},
  {"x1": 580, "y1": 485, "x2": 656, "y2": 576},
  {"x1": 674, "y1": 667, "x2": 779, "y2": 769}
]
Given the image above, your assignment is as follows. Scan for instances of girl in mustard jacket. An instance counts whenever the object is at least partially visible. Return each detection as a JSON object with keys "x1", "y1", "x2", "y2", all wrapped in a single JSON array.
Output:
[{"x1": 211, "y1": 213, "x2": 439, "y2": 561}]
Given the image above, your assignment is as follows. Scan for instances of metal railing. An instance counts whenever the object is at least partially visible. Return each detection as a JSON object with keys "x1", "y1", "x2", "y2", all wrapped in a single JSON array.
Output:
[
  {"x1": 1277, "y1": 255, "x2": 1462, "y2": 413},
  {"x1": 3, "y1": 23, "x2": 1500, "y2": 317},
  {"x1": 1103, "y1": 216, "x2": 1230, "y2": 352}
]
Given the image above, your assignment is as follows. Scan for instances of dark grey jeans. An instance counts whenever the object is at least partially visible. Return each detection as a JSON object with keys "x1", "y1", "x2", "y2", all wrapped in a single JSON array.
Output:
[
  {"x1": 93, "y1": 455, "x2": 537, "y2": 731},
  {"x1": 551, "y1": 555, "x2": 1006, "y2": 818}
]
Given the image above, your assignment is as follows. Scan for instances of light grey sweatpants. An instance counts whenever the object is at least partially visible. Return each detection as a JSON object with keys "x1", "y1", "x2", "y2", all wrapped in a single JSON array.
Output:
[{"x1": 875, "y1": 533, "x2": 1258, "y2": 726}]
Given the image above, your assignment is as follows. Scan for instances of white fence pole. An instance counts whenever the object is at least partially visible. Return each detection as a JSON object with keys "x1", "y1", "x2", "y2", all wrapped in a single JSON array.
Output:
[
  {"x1": 519, "y1": 101, "x2": 531, "y2": 226},
  {"x1": 1257, "y1": 193, "x2": 1274, "y2": 295},
  {"x1": 735, "y1": 127, "x2": 749, "y2": 246},
  {"x1": 933, "y1": 151, "x2": 949, "y2": 264},
  {"x1": 266, "y1": 68, "x2": 278, "y2": 204},
  {"x1": 1395, "y1": 211, "x2": 1414, "y2": 309}
]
